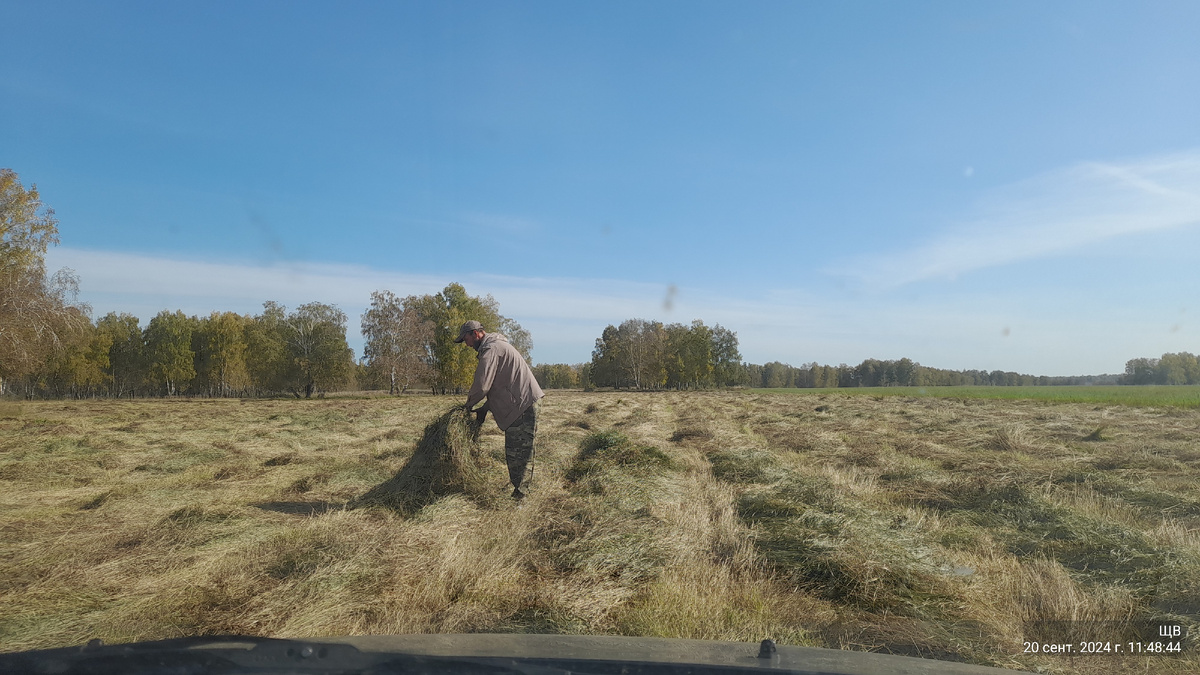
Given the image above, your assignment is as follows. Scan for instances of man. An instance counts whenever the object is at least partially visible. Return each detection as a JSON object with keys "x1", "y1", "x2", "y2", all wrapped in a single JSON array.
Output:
[{"x1": 455, "y1": 320, "x2": 544, "y2": 499}]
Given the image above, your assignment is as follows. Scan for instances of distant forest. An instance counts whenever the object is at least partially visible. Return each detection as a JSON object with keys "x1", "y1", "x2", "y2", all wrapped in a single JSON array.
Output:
[
  {"x1": 535, "y1": 351, "x2": 1200, "y2": 391},
  {"x1": 0, "y1": 280, "x2": 529, "y2": 399},
  {"x1": 532, "y1": 316, "x2": 1196, "y2": 391}
]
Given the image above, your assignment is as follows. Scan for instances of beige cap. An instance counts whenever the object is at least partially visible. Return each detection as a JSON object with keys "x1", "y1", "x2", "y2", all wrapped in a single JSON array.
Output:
[{"x1": 454, "y1": 320, "x2": 484, "y2": 343}]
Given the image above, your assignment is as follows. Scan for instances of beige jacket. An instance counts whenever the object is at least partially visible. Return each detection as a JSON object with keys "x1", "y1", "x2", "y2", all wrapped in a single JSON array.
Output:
[{"x1": 466, "y1": 333, "x2": 544, "y2": 431}]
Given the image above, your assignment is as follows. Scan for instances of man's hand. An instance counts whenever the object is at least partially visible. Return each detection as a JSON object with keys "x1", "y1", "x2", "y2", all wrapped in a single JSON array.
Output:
[{"x1": 474, "y1": 408, "x2": 487, "y2": 426}]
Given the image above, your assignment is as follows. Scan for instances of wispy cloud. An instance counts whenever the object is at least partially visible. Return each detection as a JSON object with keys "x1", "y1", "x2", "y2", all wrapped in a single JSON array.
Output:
[
  {"x1": 45, "y1": 247, "x2": 737, "y2": 362},
  {"x1": 837, "y1": 150, "x2": 1200, "y2": 288},
  {"x1": 46, "y1": 248, "x2": 447, "y2": 310},
  {"x1": 45, "y1": 247, "x2": 885, "y2": 364}
]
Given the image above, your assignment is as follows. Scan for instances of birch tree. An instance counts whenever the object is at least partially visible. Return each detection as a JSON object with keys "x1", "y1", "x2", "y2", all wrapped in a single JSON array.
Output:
[
  {"x1": 97, "y1": 312, "x2": 145, "y2": 397},
  {"x1": 590, "y1": 325, "x2": 624, "y2": 388},
  {"x1": 195, "y1": 312, "x2": 251, "y2": 396},
  {"x1": 361, "y1": 290, "x2": 434, "y2": 394},
  {"x1": 246, "y1": 302, "x2": 290, "y2": 394},
  {"x1": 43, "y1": 314, "x2": 110, "y2": 397},
  {"x1": 0, "y1": 169, "x2": 88, "y2": 394},
  {"x1": 144, "y1": 310, "x2": 196, "y2": 396},
  {"x1": 710, "y1": 323, "x2": 743, "y2": 387},
  {"x1": 281, "y1": 302, "x2": 354, "y2": 397}
]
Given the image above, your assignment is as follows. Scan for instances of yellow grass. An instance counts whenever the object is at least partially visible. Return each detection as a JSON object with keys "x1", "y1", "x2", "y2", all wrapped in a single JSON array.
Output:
[{"x1": 1, "y1": 391, "x2": 1197, "y2": 673}]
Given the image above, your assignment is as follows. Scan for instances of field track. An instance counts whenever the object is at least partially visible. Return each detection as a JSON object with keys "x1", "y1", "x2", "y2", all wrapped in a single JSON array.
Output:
[{"x1": 2, "y1": 391, "x2": 1197, "y2": 674}]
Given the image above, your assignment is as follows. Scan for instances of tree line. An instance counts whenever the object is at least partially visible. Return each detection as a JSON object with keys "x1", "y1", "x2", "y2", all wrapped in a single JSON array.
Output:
[
  {"x1": 4, "y1": 303, "x2": 356, "y2": 398},
  {"x1": 529, "y1": 319, "x2": 1140, "y2": 390},
  {"x1": 1120, "y1": 353, "x2": 1200, "y2": 385},
  {"x1": 0, "y1": 278, "x2": 536, "y2": 398},
  {"x1": 740, "y1": 359, "x2": 1120, "y2": 389},
  {"x1": 533, "y1": 353, "x2": 1124, "y2": 391}
]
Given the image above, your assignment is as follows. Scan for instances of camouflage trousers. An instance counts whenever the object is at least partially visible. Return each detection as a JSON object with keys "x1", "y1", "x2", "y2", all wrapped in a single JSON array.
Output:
[{"x1": 504, "y1": 402, "x2": 538, "y2": 492}]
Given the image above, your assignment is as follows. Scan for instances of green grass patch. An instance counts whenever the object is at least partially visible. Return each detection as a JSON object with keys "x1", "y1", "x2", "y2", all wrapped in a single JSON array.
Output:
[
  {"x1": 566, "y1": 431, "x2": 673, "y2": 481},
  {"x1": 737, "y1": 480, "x2": 948, "y2": 616},
  {"x1": 908, "y1": 475, "x2": 1171, "y2": 592},
  {"x1": 753, "y1": 385, "x2": 1200, "y2": 408}
]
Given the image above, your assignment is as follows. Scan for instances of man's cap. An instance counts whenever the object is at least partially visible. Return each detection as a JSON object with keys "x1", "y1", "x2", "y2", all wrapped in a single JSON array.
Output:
[{"x1": 454, "y1": 320, "x2": 484, "y2": 343}]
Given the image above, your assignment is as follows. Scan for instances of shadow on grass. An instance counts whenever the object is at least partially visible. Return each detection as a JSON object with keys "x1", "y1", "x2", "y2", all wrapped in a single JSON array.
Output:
[{"x1": 252, "y1": 501, "x2": 339, "y2": 515}]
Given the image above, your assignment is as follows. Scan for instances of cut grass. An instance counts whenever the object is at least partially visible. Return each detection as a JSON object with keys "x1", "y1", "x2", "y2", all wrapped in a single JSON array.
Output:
[{"x1": 1, "y1": 392, "x2": 1198, "y2": 673}]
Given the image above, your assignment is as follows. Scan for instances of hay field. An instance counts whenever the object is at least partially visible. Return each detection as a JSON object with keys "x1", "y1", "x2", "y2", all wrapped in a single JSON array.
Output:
[{"x1": 1, "y1": 392, "x2": 1198, "y2": 673}]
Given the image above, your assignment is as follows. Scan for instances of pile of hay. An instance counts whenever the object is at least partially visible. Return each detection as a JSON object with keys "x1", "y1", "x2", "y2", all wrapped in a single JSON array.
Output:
[{"x1": 353, "y1": 407, "x2": 497, "y2": 514}]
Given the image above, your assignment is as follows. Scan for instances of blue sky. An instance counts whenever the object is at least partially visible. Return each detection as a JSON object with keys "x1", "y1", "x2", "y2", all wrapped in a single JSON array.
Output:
[{"x1": 5, "y1": 1, "x2": 1200, "y2": 375}]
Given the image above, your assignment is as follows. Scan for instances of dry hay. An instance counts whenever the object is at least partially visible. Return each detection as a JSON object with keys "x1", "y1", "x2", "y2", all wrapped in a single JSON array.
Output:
[
  {"x1": 352, "y1": 407, "x2": 498, "y2": 514},
  {"x1": 987, "y1": 424, "x2": 1039, "y2": 453}
]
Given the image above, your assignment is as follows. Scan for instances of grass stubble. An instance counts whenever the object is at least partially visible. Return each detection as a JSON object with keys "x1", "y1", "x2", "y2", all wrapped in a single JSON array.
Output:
[{"x1": 1, "y1": 391, "x2": 1198, "y2": 674}]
